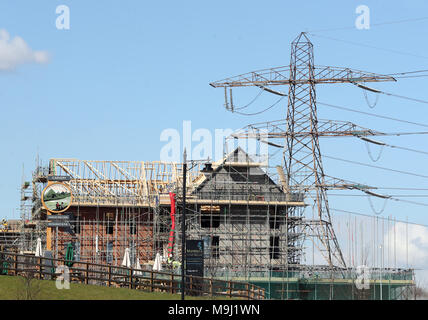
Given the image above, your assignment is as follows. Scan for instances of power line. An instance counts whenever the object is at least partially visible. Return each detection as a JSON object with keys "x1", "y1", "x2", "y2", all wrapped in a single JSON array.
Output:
[
  {"x1": 358, "y1": 137, "x2": 428, "y2": 157},
  {"x1": 390, "y1": 197, "x2": 428, "y2": 207},
  {"x1": 382, "y1": 143, "x2": 428, "y2": 156},
  {"x1": 386, "y1": 69, "x2": 428, "y2": 76},
  {"x1": 329, "y1": 186, "x2": 428, "y2": 191},
  {"x1": 352, "y1": 82, "x2": 428, "y2": 105},
  {"x1": 375, "y1": 187, "x2": 428, "y2": 191},
  {"x1": 331, "y1": 208, "x2": 428, "y2": 228},
  {"x1": 308, "y1": 33, "x2": 428, "y2": 60},
  {"x1": 327, "y1": 193, "x2": 428, "y2": 198},
  {"x1": 321, "y1": 192, "x2": 428, "y2": 208},
  {"x1": 318, "y1": 101, "x2": 428, "y2": 129},
  {"x1": 307, "y1": 16, "x2": 428, "y2": 33},
  {"x1": 232, "y1": 87, "x2": 265, "y2": 111},
  {"x1": 384, "y1": 70, "x2": 428, "y2": 79},
  {"x1": 322, "y1": 153, "x2": 428, "y2": 179},
  {"x1": 369, "y1": 16, "x2": 428, "y2": 27},
  {"x1": 377, "y1": 90, "x2": 428, "y2": 105},
  {"x1": 392, "y1": 74, "x2": 428, "y2": 79},
  {"x1": 232, "y1": 95, "x2": 286, "y2": 116},
  {"x1": 358, "y1": 194, "x2": 428, "y2": 208}
]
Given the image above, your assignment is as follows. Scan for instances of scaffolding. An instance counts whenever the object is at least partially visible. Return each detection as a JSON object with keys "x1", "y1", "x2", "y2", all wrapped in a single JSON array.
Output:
[
  {"x1": 15, "y1": 170, "x2": 46, "y2": 254},
  {"x1": 173, "y1": 148, "x2": 306, "y2": 279},
  {"x1": 18, "y1": 148, "x2": 415, "y2": 299},
  {"x1": 23, "y1": 149, "x2": 304, "y2": 272}
]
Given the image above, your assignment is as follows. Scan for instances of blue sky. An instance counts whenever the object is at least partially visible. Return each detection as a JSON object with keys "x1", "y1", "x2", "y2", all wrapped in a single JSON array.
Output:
[{"x1": 1, "y1": 1, "x2": 428, "y2": 274}]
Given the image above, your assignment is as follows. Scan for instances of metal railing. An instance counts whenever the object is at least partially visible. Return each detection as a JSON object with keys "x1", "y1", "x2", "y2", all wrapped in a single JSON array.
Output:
[
  {"x1": 193, "y1": 191, "x2": 304, "y2": 202},
  {"x1": 0, "y1": 251, "x2": 265, "y2": 300}
]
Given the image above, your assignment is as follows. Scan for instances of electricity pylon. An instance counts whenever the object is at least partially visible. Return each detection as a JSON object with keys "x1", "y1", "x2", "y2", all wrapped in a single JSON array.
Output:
[{"x1": 210, "y1": 32, "x2": 396, "y2": 268}]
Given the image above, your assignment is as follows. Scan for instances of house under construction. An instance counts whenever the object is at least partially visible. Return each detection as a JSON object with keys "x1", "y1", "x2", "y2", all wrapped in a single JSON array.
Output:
[
  {"x1": 12, "y1": 147, "x2": 415, "y2": 300},
  {"x1": 19, "y1": 148, "x2": 304, "y2": 271},
  {"x1": 5, "y1": 31, "x2": 416, "y2": 300}
]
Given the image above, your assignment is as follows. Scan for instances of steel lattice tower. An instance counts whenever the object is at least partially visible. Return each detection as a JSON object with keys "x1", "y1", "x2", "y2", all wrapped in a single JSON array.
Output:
[
  {"x1": 210, "y1": 32, "x2": 397, "y2": 269},
  {"x1": 285, "y1": 33, "x2": 344, "y2": 267}
]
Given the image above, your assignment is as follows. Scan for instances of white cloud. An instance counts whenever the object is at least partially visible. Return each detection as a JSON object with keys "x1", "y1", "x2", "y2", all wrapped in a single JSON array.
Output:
[
  {"x1": 0, "y1": 29, "x2": 49, "y2": 71},
  {"x1": 384, "y1": 222, "x2": 428, "y2": 268}
]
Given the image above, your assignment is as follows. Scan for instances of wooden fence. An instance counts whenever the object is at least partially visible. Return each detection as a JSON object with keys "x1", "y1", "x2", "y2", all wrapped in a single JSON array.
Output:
[{"x1": 0, "y1": 251, "x2": 265, "y2": 300}]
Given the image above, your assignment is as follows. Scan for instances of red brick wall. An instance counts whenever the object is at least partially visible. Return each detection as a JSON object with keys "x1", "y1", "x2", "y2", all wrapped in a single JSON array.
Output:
[{"x1": 51, "y1": 206, "x2": 155, "y2": 266}]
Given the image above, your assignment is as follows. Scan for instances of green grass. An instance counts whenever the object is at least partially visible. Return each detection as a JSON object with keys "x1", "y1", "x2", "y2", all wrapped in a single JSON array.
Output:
[{"x1": 0, "y1": 275, "x2": 231, "y2": 300}]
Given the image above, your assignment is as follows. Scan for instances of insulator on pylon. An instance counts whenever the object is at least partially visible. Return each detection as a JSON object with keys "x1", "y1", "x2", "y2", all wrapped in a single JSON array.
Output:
[
  {"x1": 224, "y1": 87, "x2": 229, "y2": 110},
  {"x1": 355, "y1": 83, "x2": 381, "y2": 93},
  {"x1": 229, "y1": 88, "x2": 234, "y2": 112}
]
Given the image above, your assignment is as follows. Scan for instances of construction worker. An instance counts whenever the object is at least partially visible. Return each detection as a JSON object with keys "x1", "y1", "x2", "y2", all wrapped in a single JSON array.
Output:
[
  {"x1": 172, "y1": 260, "x2": 181, "y2": 269},
  {"x1": 167, "y1": 257, "x2": 181, "y2": 270}
]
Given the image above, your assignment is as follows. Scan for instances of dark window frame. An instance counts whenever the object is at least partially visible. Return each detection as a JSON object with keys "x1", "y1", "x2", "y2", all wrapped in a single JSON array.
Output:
[
  {"x1": 106, "y1": 221, "x2": 114, "y2": 235},
  {"x1": 201, "y1": 213, "x2": 220, "y2": 228},
  {"x1": 211, "y1": 236, "x2": 220, "y2": 259},
  {"x1": 269, "y1": 236, "x2": 280, "y2": 259}
]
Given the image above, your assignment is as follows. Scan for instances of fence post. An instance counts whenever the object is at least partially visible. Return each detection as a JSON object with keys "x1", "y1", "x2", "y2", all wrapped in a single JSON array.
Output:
[
  {"x1": 210, "y1": 278, "x2": 213, "y2": 297},
  {"x1": 150, "y1": 271, "x2": 154, "y2": 292},
  {"x1": 85, "y1": 263, "x2": 89, "y2": 284},
  {"x1": 13, "y1": 254, "x2": 17, "y2": 275},
  {"x1": 38, "y1": 257, "x2": 42, "y2": 279},
  {"x1": 108, "y1": 266, "x2": 112, "y2": 287},
  {"x1": 129, "y1": 268, "x2": 133, "y2": 289},
  {"x1": 170, "y1": 273, "x2": 174, "y2": 294},
  {"x1": 228, "y1": 281, "x2": 232, "y2": 298}
]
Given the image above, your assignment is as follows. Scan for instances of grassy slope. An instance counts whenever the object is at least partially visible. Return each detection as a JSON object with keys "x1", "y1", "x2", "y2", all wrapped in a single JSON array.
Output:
[{"x1": 0, "y1": 275, "x2": 228, "y2": 300}]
